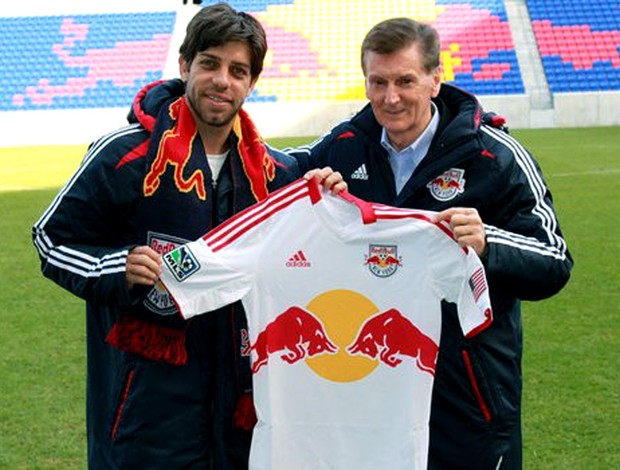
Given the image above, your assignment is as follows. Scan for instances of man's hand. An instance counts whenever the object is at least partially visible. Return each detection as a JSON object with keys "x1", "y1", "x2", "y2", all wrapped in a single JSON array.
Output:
[
  {"x1": 434, "y1": 207, "x2": 487, "y2": 257},
  {"x1": 304, "y1": 167, "x2": 347, "y2": 194},
  {"x1": 126, "y1": 246, "x2": 162, "y2": 290}
]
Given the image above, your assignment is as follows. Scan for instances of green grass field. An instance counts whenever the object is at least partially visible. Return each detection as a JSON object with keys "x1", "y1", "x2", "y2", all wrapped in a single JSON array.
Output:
[{"x1": 1, "y1": 127, "x2": 619, "y2": 468}]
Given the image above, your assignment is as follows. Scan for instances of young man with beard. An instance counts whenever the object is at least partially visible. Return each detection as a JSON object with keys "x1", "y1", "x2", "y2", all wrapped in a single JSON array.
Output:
[
  {"x1": 32, "y1": 4, "x2": 343, "y2": 468},
  {"x1": 289, "y1": 17, "x2": 572, "y2": 469}
]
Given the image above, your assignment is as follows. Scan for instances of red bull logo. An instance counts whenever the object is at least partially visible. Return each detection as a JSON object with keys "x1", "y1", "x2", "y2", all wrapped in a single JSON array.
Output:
[
  {"x1": 365, "y1": 245, "x2": 402, "y2": 278},
  {"x1": 246, "y1": 290, "x2": 438, "y2": 380},
  {"x1": 427, "y1": 168, "x2": 466, "y2": 202},
  {"x1": 12, "y1": 17, "x2": 172, "y2": 107},
  {"x1": 247, "y1": 1, "x2": 523, "y2": 102},
  {"x1": 243, "y1": 306, "x2": 338, "y2": 374},
  {"x1": 143, "y1": 98, "x2": 207, "y2": 200},
  {"x1": 347, "y1": 308, "x2": 438, "y2": 376},
  {"x1": 149, "y1": 233, "x2": 188, "y2": 256}
]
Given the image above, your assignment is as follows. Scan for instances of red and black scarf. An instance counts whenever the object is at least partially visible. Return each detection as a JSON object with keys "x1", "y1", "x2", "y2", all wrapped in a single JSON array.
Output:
[{"x1": 106, "y1": 79, "x2": 291, "y2": 428}]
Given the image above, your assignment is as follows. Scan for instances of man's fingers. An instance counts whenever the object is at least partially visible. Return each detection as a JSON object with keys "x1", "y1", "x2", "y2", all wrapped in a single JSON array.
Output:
[
  {"x1": 434, "y1": 208, "x2": 486, "y2": 256},
  {"x1": 433, "y1": 208, "x2": 458, "y2": 224},
  {"x1": 127, "y1": 262, "x2": 160, "y2": 283},
  {"x1": 322, "y1": 171, "x2": 347, "y2": 194},
  {"x1": 126, "y1": 246, "x2": 162, "y2": 288},
  {"x1": 304, "y1": 167, "x2": 348, "y2": 194},
  {"x1": 128, "y1": 250, "x2": 162, "y2": 275},
  {"x1": 434, "y1": 207, "x2": 476, "y2": 223},
  {"x1": 303, "y1": 167, "x2": 330, "y2": 181}
]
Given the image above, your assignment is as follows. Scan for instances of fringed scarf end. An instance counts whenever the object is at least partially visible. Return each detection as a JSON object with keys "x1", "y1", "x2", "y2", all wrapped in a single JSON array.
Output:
[{"x1": 105, "y1": 316, "x2": 188, "y2": 366}]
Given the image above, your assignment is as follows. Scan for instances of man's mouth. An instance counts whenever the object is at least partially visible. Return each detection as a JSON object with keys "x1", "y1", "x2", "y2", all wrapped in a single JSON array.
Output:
[
  {"x1": 384, "y1": 109, "x2": 404, "y2": 117},
  {"x1": 206, "y1": 94, "x2": 229, "y2": 104}
]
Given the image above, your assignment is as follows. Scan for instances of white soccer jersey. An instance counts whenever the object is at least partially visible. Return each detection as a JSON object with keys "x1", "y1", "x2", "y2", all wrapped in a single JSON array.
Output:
[{"x1": 160, "y1": 178, "x2": 493, "y2": 470}]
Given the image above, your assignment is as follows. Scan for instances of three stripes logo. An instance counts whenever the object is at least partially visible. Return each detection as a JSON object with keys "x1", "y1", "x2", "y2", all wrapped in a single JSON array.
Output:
[
  {"x1": 351, "y1": 164, "x2": 368, "y2": 181},
  {"x1": 286, "y1": 250, "x2": 311, "y2": 268}
]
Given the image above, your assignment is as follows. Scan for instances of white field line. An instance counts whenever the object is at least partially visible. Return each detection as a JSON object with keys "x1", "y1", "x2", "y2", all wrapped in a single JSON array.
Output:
[{"x1": 550, "y1": 168, "x2": 620, "y2": 178}]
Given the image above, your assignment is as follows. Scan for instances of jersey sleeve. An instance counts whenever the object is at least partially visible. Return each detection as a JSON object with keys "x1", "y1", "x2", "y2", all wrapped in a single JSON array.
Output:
[
  {"x1": 431, "y1": 229, "x2": 493, "y2": 338},
  {"x1": 454, "y1": 249, "x2": 493, "y2": 337},
  {"x1": 159, "y1": 235, "x2": 257, "y2": 319}
]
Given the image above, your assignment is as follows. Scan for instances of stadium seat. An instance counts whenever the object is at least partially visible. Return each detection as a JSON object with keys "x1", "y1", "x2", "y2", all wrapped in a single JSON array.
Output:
[
  {"x1": 527, "y1": 0, "x2": 620, "y2": 92},
  {"x1": 1, "y1": 12, "x2": 175, "y2": 111}
]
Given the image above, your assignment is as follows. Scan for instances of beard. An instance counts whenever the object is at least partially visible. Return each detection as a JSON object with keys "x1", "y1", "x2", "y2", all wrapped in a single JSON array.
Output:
[{"x1": 186, "y1": 92, "x2": 243, "y2": 129}]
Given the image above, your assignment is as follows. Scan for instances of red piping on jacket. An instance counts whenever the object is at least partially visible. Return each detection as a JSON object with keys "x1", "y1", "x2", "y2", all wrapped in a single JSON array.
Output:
[
  {"x1": 461, "y1": 350, "x2": 492, "y2": 422},
  {"x1": 111, "y1": 369, "x2": 135, "y2": 440}
]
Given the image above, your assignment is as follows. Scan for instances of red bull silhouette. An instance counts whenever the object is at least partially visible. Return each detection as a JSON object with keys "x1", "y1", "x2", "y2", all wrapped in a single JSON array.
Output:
[
  {"x1": 383, "y1": 255, "x2": 402, "y2": 267},
  {"x1": 260, "y1": 25, "x2": 328, "y2": 79},
  {"x1": 347, "y1": 308, "x2": 438, "y2": 376},
  {"x1": 365, "y1": 254, "x2": 402, "y2": 268},
  {"x1": 143, "y1": 98, "x2": 206, "y2": 199},
  {"x1": 435, "y1": 3, "x2": 518, "y2": 82},
  {"x1": 244, "y1": 306, "x2": 338, "y2": 374},
  {"x1": 364, "y1": 255, "x2": 381, "y2": 265},
  {"x1": 431, "y1": 177, "x2": 462, "y2": 190},
  {"x1": 13, "y1": 17, "x2": 171, "y2": 107}
]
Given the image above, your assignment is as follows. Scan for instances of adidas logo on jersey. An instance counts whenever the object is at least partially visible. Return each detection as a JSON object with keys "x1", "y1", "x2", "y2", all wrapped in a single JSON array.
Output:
[
  {"x1": 351, "y1": 164, "x2": 368, "y2": 180},
  {"x1": 286, "y1": 250, "x2": 311, "y2": 268}
]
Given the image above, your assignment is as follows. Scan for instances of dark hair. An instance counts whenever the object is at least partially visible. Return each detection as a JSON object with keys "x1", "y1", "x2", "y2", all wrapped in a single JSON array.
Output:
[
  {"x1": 179, "y1": 2, "x2": 267, "y2": 79},
  {"x1": 361, "y1": 17, "x2": 440, "y2": 74}
]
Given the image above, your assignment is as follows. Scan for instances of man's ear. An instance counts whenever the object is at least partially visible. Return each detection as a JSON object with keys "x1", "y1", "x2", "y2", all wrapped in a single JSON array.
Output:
[
  {"x1": 247, "y1": 78, "x2": 257, "y2": 97},
  {"x1": 179, "y1": 56, "x2": 189, "y2": 81},
  {"x1": 431, "y1": 66, "x2": 442, "y2": 97}
]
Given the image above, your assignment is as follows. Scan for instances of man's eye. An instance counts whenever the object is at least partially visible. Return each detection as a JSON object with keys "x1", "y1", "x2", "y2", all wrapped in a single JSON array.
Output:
[
  {"x1": 202, "y1": 59, "x2": 218, "y2": 69},
  {"x1": 232, "y1": 67, "x2": 249, "y2": 77}
]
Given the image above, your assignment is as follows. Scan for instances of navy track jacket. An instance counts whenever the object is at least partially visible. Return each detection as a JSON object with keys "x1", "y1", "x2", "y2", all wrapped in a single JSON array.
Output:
[{"x1": 288, "y1": 83, "x2": 573, "y2": 469}]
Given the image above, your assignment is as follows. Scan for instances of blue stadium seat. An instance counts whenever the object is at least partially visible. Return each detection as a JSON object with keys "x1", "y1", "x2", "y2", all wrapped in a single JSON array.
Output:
[
  {"x1": 0, "y1": 12, "x2": 176, "y2": 111},
  {"x1": 527, "y1": 0, "x2": 620, "y2": 93}
]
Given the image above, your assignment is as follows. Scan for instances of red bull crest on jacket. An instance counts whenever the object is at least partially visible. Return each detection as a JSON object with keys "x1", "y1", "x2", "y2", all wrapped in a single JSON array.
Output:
[
  {"x1": 143, "y1": 232, "x2": 190, "y2": 315},
  {"x1": 427, "y1": 168, "x2": 466, "y2": 201}
]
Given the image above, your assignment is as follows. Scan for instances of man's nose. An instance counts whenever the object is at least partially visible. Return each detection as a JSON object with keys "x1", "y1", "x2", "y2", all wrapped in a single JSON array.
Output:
[
  {"x1": 384, "y1": 84, "x2": 400, "y2": 105},
  {"x1": 212, "y1": 68, "x2": 230, "y2": 89}
]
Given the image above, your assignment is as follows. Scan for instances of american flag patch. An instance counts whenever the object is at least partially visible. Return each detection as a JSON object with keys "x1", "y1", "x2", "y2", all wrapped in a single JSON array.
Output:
[{"x1": 468, "y1": 268, "x2": 488, "y2": 302}]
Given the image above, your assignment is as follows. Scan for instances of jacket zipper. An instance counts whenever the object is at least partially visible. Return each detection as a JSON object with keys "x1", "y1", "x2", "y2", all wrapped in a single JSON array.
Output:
[
  {"x1": 111, "y1": 369, "x2": 135, "y2": 440},
  {"x1": 461, "y1": 350, "x2": 492, "y2": 422}
]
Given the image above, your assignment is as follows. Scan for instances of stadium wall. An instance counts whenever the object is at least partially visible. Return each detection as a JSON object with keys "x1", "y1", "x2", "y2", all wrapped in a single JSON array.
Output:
[{"x1": 1, "y1": 0, "x2": 618, "y2": 148}]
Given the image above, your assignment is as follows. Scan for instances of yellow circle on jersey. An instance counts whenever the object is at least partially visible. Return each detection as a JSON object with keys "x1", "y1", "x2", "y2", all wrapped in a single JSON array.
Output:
[{"x1": 305, "y1": 289, "x2": 379, "y2": 382}]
